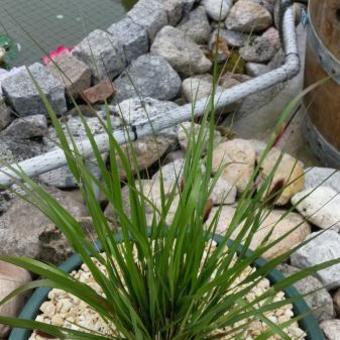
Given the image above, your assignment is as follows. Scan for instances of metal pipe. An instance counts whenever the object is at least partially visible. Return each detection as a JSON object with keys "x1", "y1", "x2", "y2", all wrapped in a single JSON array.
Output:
[{"x1": 0, "y1": 3, "x2": 300, "y2": 188}]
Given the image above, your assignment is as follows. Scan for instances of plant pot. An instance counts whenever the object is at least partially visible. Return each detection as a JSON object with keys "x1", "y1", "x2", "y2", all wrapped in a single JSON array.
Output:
[{"x1": 9, "y1": 235, "x2": 325, "y2": 340}]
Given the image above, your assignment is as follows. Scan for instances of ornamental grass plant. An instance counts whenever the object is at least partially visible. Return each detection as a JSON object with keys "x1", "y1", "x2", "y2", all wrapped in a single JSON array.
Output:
[{"x1": 0, "y1": 14, "x2": 338, "y2": 339}]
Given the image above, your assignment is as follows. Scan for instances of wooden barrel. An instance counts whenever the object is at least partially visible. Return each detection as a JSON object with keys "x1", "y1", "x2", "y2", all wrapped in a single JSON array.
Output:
[{"x1": 304, "y1": 0, "x2": 340, "y2": 167}]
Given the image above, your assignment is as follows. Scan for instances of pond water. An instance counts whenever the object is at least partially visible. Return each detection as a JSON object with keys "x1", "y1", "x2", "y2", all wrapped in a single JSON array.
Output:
[{"x1": 0, "y1": 0, "x2": 136, "y2": 66}]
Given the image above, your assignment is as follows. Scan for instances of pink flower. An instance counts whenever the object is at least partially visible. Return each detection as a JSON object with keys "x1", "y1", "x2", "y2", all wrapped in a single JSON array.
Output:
[{"x1": 42, "y1": 45, "x2": 73, "y2": 65}]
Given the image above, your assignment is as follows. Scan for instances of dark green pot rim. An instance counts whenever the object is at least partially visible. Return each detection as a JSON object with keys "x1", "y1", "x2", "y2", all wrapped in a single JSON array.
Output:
[{"x1": 9, "y1": 234, "x2": 325, "y2": 340}]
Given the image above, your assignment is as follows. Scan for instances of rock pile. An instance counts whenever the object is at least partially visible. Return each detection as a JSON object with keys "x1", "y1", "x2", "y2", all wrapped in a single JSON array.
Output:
[{"x1": 1, "y1": 0, "x2": 339, "y2": 338}]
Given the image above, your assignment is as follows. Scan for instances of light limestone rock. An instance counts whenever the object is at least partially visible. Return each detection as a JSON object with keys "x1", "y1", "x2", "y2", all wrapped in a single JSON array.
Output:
[
  {"x1": 239, "y1": 36, "x2": 276, "y2": 63},
  {"x1": 0, "y1": 262, "x2": 31, "y2": 337},
  {"x1": 182, "y1": 74, "x2": 215, "y2": 103},
  {"x1": 225, "y1": 0, "x2": 272, "y2": 32},
  {"x1": 291, "y1": 231, "x2": 340, "y2": 289},
  {"x1": 210, "y1": 177, "x2": 237, "y2": 205},
  {"x1": 320, "y1": 319, "x2": 340, "y2": 340},
  {"x1": 178, "y1": 6, "x2": 211, "y2": 44},
  {"x1": 259, "y1": 148, "x2": 305, "y2": 206},
  {"x1": 151, "y1": 26, "x2": 212, "y2": 76},
  {"x1": 292, "y1": 187, "x2": 340, "y2": 231},
  {"x1": 152, "y1": 158, "x2": 185, "y2": 186},
  {"x1": 278, "y1": 264, "x2": 334, "y2": 322},
  {"x1": 202, "y1": 0, "x2": 233, "y2": 21},
  {"x1": 119, "y1": 136, "x2": 173, "y2": 179},
  {"x1": 246, "y1": 62, "x2": 269, "y2": 77},
  {"x1": 304, "y1": 167, "x2": 340, "y2": 192},
  {"x1": 177, "y1": 121, "x2": 223, "y2": 151},
  {"x1": 211, "y1": 29, "x2": 249, "y2": 48},
  {"x1": 207, "y1": 207, "x2": 311, "y2": 260},
  {"x1": 212, "y1": 139, "x2": 256, "y2": 192}
]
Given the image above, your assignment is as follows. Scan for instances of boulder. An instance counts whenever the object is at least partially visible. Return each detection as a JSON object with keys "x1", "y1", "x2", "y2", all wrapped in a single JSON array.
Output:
[
  {"x1": 1, "y1": 63, "x2": 67, "y2": 116},
  {"x1": 212, "y1": 139, "x2": 256, "y2": 193},
  {"x1": 0, "y1": 262, "x2": 31, "y2": 337},
  {"x1": 43, "y1": 113, "x2": 121, "y2": 151},
  {"x1": 114, "y1": 97, "x2": 178, "y2": 137},
  {"x1": 159, "y1": 0, "x2": 196, "y2": 26},
  {"x1": 114, "y1": 54, "x2": 181, "y2": 102},
  {"x1": 82, "y1": 80, "x2": 116, "y2": 104},
  {"x1": 206, "y1": 206, "x2": 235, "y2": 234},
  {"x1": 239, "y1": 36, "x2": 276, "y2": 63},
  {"x1": 182, "y1": 74, "x2": 217, "y2": 103},
  {"x1": 46, "y1": 52, "x2": 92, "y2": 98},
  {"x1": 152, "y1": 158, "x2": 186, "y2": 186},
  {"x1": 0, "y1": 147, "x2": 17, "y2": 214},
  {"x1": 202, "y1": 0, "x2": 233, "y2": 21},
  {"x1": 246, "y1": 62, "x2": 269, "y2": 77},
  {"x1": 163, "y1": 150, "x2": 185, "y2": 164},
  {"x1": 127, "y1": 0, "x2": 168, "y2": 40},
  {"x1": 105, "y1": 180, "x2": 152, "y2": 222},
  {"x1": 40, "y1": 113, "x2": 120, "y2": 188},
  {"x1": 38, "y1": 156, "x2": 106, "y2": 189},
  {"x1": 320, "y1": 320, "x2": 340, "y2": 340},
  {"x1": 278, "y1": 264, "x2": 334, "y2": 322},
  {"x1": 0, "y1": 188, "x2": 88, "y2": 261},
  {"x1": 304, "y1": 167, "x2": 340, "y2": 192},
  {"x1": 72, "y1": 30, "x2": 126, "y2": 81},
  {"x1": 107, "y1": 17, "x2": 149, "y2": 64},
  {"x1": 0, "y1": 114, "x2": 47, "y2": 139},
  {"x1": 225, "y1": 0, "x2": 272, "y2": 32},
  {"x1": 113, "y1": 97, "x2": 179, "y2": 177},
  {"x1": 0, "y1": 97, "x2": 12, "y2": 131},
  {"x1": 259, "y1": 148, "x2": 305, "y2": 206},
  {"x1": 151, "y1": 26, "x2": 212, "y2": 76},
  {"x1": 219, "y1": 72, "x2": 251, "y2": 89},
  {"x1": 292, "y1": 187, "x2": 340, "y2": 232},
  {"x1": 105, "y1": 173, "x2": 181, "y2": 225},
  {"x1": 262, "y1": 27, "x2": 281, "y2": 50},
  {"x1": 210, "y1": 177, "x2": 237, "y2": 205},
  {"x1": 211, "y1": 29, "x2": 249, "y2": 48},
  {"x1": 291, "y1": 231, "x2": 340, "y2": 289},
  {"x1": 178, "y1": 6, "x2": 211, "y2": 44},
  {"x1": 38, "y1": 217, "x2": 95, "y2": 265},
  {"x1": 177, "y1": 121, "x2": 223, "y2": 151},
  {"x1": 252, "y1": 0, "x2": 276, "y2": 14},
  {"x1": 207, "y1": 207, "x2": 311, "y2": 260},
  {"x1": 119, "y1": 136, "x2": 173, "y2": 179},
  {"x1": 0, "y1": 136, "x2": 45, "y2": 161}
]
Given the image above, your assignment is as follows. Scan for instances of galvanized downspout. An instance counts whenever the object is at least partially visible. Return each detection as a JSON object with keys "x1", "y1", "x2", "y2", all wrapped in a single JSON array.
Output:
[{"x1": 0, "y1": 2, "x2": 300, "y2": 188}]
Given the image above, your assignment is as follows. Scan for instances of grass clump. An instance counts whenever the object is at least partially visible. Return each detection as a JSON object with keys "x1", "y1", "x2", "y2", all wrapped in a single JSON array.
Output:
[{"x1": 0, "y1": 22, "x2": 336, "y2": 340}]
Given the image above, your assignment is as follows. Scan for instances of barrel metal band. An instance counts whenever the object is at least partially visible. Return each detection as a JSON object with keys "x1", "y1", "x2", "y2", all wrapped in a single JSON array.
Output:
[
  {"x1": 304, "y1": 114, "x2": 340, "y2": 167},
  {"x1": 307, "y1": 19, "x2": 340, "y2": 84}
]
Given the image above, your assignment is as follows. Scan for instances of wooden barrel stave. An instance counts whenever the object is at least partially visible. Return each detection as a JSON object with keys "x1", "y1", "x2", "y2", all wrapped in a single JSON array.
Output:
[{"x1": 304, "y1": 0, "x2": 340, "y2": 166}]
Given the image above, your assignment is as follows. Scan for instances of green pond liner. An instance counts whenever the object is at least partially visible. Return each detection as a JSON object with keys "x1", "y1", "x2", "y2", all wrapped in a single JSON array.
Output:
[{"x1": 9, "y1": 234, "x2": 325, "y2": 340}]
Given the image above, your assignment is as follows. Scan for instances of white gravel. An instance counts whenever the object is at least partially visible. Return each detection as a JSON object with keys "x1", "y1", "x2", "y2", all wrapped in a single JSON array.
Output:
[{"x1": 30, "y1": 246, "x2": 306, "y2": 339}]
